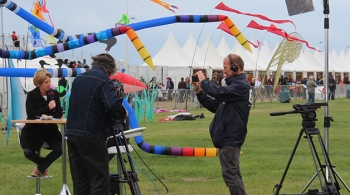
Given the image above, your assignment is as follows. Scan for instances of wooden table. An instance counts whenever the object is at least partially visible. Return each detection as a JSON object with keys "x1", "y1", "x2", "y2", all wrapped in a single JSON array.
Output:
[{"x1": 12, "y1": 119, "x2": 71, "y2": 195}]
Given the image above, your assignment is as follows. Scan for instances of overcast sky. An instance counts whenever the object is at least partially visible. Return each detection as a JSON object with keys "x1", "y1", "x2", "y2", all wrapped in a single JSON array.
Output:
[{"x1": 2, "y1": 0, "x2": 350, "y2": 66}]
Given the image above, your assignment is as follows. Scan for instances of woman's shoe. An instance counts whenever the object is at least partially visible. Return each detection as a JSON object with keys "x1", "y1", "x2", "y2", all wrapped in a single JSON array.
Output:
[
  {"x1": 30, "y1": 166, "x2": 40, "y2": 177},
  {"x1": 41, "y1": 169, "x2": 49, "y2": 178}
]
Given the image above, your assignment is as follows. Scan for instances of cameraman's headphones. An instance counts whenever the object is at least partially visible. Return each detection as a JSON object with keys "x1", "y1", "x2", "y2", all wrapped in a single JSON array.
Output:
[{"x1": 227, "y1": 54, "x2": 238, "y2": 72}]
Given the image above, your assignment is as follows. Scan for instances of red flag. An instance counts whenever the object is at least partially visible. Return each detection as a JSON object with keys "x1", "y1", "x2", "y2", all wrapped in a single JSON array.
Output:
[
  {"x1": 38, "y1": 0, "x2": 49, "y2": 13},
  {"x1": 217, "y1": 22, "x2": 262, "y2": 48},
  {"x1": 215, "y1": 2, "x2": 296, "y2": 28},
  {"x1": 247, "y1": 20, "x2": 321, "y2": 52},
  {"x1": 247, "y1": 40, "x2": 261, "y2": 48},
  {"x1": 217, "y1": 22, "x2": 232, "y2": 35}
]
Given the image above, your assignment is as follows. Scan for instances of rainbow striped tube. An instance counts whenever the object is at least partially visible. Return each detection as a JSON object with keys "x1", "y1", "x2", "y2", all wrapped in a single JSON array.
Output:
[
  {"x1": 0, "y1": 0, "x2": 251, "y2": 59},
  {"x1": 124, "y1": 98, "x2": 219, "y2": 157},
  {"x1": 0, "y1": 68, "x2": 89, "y2": 77},
  {"x1": 0, "y1": 25, "x2": 128, "y2": 59}
]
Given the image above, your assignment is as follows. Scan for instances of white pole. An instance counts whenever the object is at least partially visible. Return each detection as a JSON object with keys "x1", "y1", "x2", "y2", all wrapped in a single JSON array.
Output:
[
  {"x1": 125, "y1": 3, "x2": 129, "y2": 65},
  {"x1": 1, "y1": 5, "x2": 5, "y2": 108}
]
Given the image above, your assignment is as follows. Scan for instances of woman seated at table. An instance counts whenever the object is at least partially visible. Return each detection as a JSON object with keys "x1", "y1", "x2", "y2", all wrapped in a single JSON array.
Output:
[{"x1": 20, "y1": 69, "x2": 63, "y2": 177}]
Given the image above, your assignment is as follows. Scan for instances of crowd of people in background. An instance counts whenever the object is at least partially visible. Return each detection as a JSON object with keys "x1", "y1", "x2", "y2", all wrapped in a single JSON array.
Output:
[
  {"x1": 50, "y1": 57, "x2": 349, "y2": 105},
  {"x1": 249, "y1": 73, "x2": 349, "y2": 102},
  {"x1": 137, "y1": 71, "x2": 349, "y2": 104},
  {"x1": 60, "y1": 58, "x2": 90, "y2": 69}
]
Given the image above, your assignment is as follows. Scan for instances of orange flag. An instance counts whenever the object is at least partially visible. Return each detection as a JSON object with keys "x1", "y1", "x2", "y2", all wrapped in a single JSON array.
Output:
[{"x1": 32, "y1": 2, "x2": 45, "y2": 21}]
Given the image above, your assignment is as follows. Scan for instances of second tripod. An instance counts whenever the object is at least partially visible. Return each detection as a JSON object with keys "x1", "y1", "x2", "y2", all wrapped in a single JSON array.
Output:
[
  {"x1": 108, "y1": 118, "x2": 142, "y2": 195},
  {"x1": 271, "y1": 103, "x2": 340, "y2": 195}
]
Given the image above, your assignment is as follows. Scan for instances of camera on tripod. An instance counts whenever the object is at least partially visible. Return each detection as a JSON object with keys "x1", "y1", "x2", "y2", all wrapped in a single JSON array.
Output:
[
  {"x1": 270, "y1": 103, "x2": 327, "y2": 121},
  {"x1": 292, "y1": 103, "x2": 327, "y2": 121},
  {"x1": 270, "y1": 103, "x2": 328, "y2": 129},
  {"x1": 270, "y1": 102, "x2": 342, "y2": 195},
  {"x1": 112, "y1": 79, "x2": 124, "y2": 99}
]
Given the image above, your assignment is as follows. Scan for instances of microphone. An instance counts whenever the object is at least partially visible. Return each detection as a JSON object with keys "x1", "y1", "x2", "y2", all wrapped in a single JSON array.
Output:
[{"x1": 47, "y1": 89, "x2": 55, "y2": 112}]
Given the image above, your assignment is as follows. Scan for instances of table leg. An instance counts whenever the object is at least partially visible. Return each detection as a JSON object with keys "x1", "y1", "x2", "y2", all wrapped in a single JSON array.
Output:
[{"x1": 60, "y1": 124, "x2": 71, "y2": 195}]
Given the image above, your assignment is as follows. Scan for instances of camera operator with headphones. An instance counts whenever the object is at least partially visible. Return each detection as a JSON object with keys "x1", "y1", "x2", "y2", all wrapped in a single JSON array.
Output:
[{"x1": 192, "y1": 53, "x2": 252, "y2": 195}]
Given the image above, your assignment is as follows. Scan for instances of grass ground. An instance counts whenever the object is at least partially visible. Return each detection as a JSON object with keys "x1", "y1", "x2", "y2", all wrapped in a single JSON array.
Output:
[{"x1": 1, "y1": 98, "x2": 349, "y2": 194}]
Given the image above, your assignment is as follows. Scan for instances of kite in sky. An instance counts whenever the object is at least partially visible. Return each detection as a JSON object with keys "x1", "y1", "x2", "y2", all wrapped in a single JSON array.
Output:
[
  {"x1": 151, "y1": 0, "x2": 178, "y2": 13},
  {"x1": 215, "y1": 2, "x2": 296, "y2": 28},
  {"x1": 247, "y1": 20, "x2": 321, "y2": 52},
  {"x1": 217, "y1": 22, "x2": 262, "y2": 49},
  {"x1": 29, "y1": 0, "x2": 58, "y2": 47}
]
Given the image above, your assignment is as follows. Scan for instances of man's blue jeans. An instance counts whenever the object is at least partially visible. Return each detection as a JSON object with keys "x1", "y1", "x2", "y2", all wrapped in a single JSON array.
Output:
[{"x1": 308, "y1": 93, "x2": 315, "y2": 103}]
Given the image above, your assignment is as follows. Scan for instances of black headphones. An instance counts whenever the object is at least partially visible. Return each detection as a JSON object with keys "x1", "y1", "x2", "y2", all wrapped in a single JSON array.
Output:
[{"x1": 227, "y1": 54, "x2": 238, "y2": 72}]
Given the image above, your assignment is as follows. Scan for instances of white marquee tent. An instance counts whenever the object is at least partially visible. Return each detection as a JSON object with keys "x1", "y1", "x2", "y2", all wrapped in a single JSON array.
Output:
[{"x1": 136, "y1": 32, "x2": 350, "y2": 87}]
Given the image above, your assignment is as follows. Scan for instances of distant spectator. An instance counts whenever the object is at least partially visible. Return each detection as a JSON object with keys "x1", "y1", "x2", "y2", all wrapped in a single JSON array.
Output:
[
  {"x1": 62, "y1": 59, "x2": 69, "y2": 68},
  {"x1": 266, "y1": 75, "x2": 274, "y2": 99},
  {"x1": 301, "y1": 76, "x2": 308, "y2": 99},
  {"x1": 68, "y1": 61, "x2": 75, "y2": 68},
  {"x1": 250, "y1": 78, "x2": 255, "y2": 97},
  {"x1": 77, "y1": 61, "x2": 83, "y2": 68},
  {"x1": 166, "y1": 77, "x2": 174, "y2": 101},
  {"x1": 306, "y1": 75, "x2": 317, "y2": 103},
  {"x1": 159, "y1": 83, "x2": 166, "y2": 100},
  {"x1": 177, "y1": 77, "x2": 187, "y2": 103},
  {"x1": 210, "y1": 75, "x2": 219, "y2": 85},
  {"x1": 250, "y1": 78, "x2": 255, "y2": 87},
  {"x1": 295, "y1": 80, "x2": 302, "y2": 98},
  {"x1": 255, "y1": 76, "x2": 263, "y2": 100},
  {"x1": 11, "y1": 31, "x2": 20, "y2": 50},
  {"x1": 82, "y1": 59, "x2": 87, "y2": 67},
  {"x1": 328, "y1": 75, "x2": 336, "y2": 100},
  {"x1": 343, "y1": 74, "x2": 349, "y2": 84}
]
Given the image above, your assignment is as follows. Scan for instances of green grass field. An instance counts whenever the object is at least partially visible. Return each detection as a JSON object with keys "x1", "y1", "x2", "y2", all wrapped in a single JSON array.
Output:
[{"x1": 1, "y1": 98, "x2": 349, "y2": 195}]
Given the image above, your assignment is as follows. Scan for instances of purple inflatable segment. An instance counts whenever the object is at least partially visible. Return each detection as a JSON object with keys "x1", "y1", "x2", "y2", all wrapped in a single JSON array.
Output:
[
  {"x1": 171, "y1": 147, "x2": 182, "y2": 156},
  {"x1": 87, "y1": 34, "x2": 95, "y2": 43},
  {"x1": 57, "y1": 43, "x2": 65, "y2": 52},
  {"x1": 140, "y1": 141, "x2": 151, "y2": 152},
  {"x1": 208, "y1": 15, "x2": 219, "y2": 22}
]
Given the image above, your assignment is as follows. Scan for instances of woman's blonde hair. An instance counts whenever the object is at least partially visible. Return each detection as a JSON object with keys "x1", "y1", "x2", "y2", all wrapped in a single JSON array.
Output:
[{"x1": 33, "y1": 69, "x2": 52, "y2": 86}]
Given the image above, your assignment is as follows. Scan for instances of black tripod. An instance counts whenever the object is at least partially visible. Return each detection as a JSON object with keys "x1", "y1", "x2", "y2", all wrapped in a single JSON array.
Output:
[
  {"x1": 109, "y1": 119, "x2": 142, "y2": 195},
  {"x1": 271, "y1": 103, "x2": 340, "y2": 195}
]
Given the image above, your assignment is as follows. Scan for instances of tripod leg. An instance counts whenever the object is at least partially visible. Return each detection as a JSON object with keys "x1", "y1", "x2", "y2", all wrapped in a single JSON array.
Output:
[
  {"x1": 304, "y1": 128, "x2": 340, "y2": 194},
  {"x1": 316, "y1": 133, "x2": 341, "y2": 194},
  {"x1": 306, "y1": 132, "x2": 326, "y2": 187},
  {"x1": 273, "y1": 129, "x2": 304, "y2": 195},
  {"x1": 300, "y1": 168, "x2": 321, "y2": 194},
  {"x1": 119, "y1": 132, "x2": 142, "y2": 195},
  {"x1": 333, "y1": 170, "x2": 350, "y2": 192}
]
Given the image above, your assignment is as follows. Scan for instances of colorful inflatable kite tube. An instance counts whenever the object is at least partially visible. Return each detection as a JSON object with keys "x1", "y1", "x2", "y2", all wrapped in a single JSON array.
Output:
[
  {"x1": 124, "y1": 98, "x2": 219, "y2": 157},
  {"x1": 1, "y1": 0, "x2": 251, "y2": 58},
  {"x1": 128, "y1": 15, "x2": 251, "y2": 52},
  {"x1": 0, "y1": 67, "x2": 89, "y2": 77},
  {"x1": 1, "y1": 0, "x2": 250, "y2": 68},
  {"x1": 0, "y1": 25, "x2": 155, "y2": 69}
]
